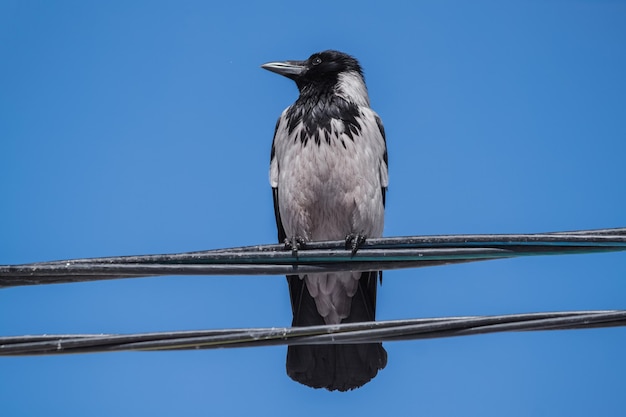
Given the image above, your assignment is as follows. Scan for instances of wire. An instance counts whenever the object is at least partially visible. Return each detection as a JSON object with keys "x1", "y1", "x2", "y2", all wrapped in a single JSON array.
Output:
[
  {"x1": 1, "y1": 310, "x2": 624, "y2": 356},
  {"x1": 1, "y1": 227, "x2": 625, "y2": 288},
  {"x1": 1, "y1": 227, "x2": 624, "y2": 357}
]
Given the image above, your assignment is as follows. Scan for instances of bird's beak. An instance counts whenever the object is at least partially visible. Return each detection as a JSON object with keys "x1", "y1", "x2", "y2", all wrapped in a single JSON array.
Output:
[{"x1": 261, "y1": 60, "x2": 306, "y2": 79}]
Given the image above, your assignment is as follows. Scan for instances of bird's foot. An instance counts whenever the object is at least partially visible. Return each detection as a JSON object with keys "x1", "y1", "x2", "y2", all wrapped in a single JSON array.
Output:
[
  {"x1": 284, "y1": 236, "x2": 306, "y2": 256},
  {"x1": 345, "y1": 233, "x2": 367, "y2": 255}
]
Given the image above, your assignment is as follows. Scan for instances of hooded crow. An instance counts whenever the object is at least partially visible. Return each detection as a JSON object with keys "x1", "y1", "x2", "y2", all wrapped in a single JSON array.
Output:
[{"x1": 262, "y1": 50, "x2": 388, "y2": 391}]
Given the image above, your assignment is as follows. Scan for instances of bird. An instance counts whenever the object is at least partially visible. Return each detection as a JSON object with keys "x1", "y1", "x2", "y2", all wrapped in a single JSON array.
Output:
[{"x1": 261, "y1": 50, "x2": 389, "y2": 391}]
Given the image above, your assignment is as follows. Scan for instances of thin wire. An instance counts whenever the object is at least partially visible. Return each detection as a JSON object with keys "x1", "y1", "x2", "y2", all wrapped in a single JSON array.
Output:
[
  {"x1": 1, "y1": 310, "x2": 624, "y2": 356},
  {"x1": 1, "y1": 227, "x2": 625, "y2": 288}
]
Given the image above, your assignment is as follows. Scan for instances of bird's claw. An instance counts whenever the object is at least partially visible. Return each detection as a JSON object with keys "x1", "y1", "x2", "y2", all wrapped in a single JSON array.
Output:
[
  {"x1": 345, "y1": 233, "x2": 367, "y2": 255},
  {"x1": 284, "y1": 236, "x2": 306, "y2": 256}
]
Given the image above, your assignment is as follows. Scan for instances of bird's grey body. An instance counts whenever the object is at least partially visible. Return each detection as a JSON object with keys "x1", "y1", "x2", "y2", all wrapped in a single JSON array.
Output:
[
  {"x1": 263, "y1": 50, "x2": 388, "y2": 391},
  {"x1": 270, "y1": 94, "x2": 387, "y2": 323}
]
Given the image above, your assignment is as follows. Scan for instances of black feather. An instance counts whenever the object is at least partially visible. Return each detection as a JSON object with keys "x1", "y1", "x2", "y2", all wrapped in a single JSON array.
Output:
[
  {"x1": 375, "y1": 114, "x2": 388, "y2": 207},
  {"x1": 285, "y1": 270, "x2": 387, "y2": 392},
  {"x1": 286, "y1": 95, "x2": 361, "y2": 147}
]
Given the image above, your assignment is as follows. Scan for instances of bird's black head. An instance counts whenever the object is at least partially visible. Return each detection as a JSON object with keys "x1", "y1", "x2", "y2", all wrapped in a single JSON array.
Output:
[{"x1": 261, "y1": 50, "x2": 363, "y2": 92}]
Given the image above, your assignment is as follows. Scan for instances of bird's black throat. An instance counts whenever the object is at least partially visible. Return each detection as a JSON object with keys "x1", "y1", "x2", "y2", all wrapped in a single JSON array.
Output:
[{"x1": 285, "y1": 90, "x2": 363, "y2": 148}]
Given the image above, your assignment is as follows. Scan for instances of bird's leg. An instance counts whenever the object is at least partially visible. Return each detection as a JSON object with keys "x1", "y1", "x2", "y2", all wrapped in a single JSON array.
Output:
[
  {"x1": 284, "y1": 236, "x2": 306, "y2": 257},
  {"x1": 345, "y1": 233, "x2": 367, "y2": 255}
]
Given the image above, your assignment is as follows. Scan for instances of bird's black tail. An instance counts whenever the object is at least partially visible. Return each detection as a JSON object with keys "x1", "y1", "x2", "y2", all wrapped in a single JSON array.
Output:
[{"x1": 286, "y1": 271, "x2": 387, "y2": 391}]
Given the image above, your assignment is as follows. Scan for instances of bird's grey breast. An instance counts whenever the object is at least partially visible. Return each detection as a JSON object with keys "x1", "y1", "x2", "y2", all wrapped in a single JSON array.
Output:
[{"x1": 271, "y1": 99, "x2": 387, "y2": 242}]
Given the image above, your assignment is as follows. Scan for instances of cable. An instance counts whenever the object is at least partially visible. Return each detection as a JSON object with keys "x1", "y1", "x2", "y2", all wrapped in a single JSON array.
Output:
[
  {"x1": 1, "y1": 227, "x2": 624, "y2": 358},
  {"x1": 1, "y1": 310, "x2": 624, "y2": 356},
  {"x1": 1, "y1": 227, "x2": 625, "y2": 288}
]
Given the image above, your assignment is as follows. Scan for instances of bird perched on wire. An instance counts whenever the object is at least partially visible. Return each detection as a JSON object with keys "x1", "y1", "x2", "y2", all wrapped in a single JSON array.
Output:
[{"x1": 262, "y1": 50, "x2": 389, "y2": 391}]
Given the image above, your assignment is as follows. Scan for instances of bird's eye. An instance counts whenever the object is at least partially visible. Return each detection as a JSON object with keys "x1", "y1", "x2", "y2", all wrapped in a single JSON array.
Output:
[{"x1": 312, "y1": 57, "x2": 322, "y2": 65}]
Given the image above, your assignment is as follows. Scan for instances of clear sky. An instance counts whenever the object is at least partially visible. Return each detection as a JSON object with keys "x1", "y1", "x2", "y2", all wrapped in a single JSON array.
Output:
[{"x1": 1, "y1": 1, "x2": 625, "y2": 415}]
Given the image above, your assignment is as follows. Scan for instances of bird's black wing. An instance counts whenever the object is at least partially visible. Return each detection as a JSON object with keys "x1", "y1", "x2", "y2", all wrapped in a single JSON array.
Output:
[
  {"x1": 375, "y1": 114, "x2": 388, "y2": 208},
  {"x1": 270, "y1": 118, "x2": 320, "y2": 324},
  {"x1": 272, "y1": 185, "x2": 318, "y2": 323},
  {"x1": 270, "y1": 118, "x2": 287, "y2": 243},
  {"x1": 286, "y1": 268, "x2": 387, "y2": 391}
]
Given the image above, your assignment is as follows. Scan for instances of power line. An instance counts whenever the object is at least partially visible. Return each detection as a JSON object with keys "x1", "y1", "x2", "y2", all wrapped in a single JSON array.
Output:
[
  {"x1": 1, "y1": 227, "x2": 625, "y2": 288},
  {"x1": 1, "y1": 310, "x2": 624, "y2": 356},
  {"x1": 1, "y1": 227, "x2": 624, "y2": 357}
]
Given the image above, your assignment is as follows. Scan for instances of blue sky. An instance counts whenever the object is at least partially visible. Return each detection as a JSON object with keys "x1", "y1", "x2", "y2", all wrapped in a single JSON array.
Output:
[{"x1": 1, "y1": 1, "x2": 625, "y2": 415}]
